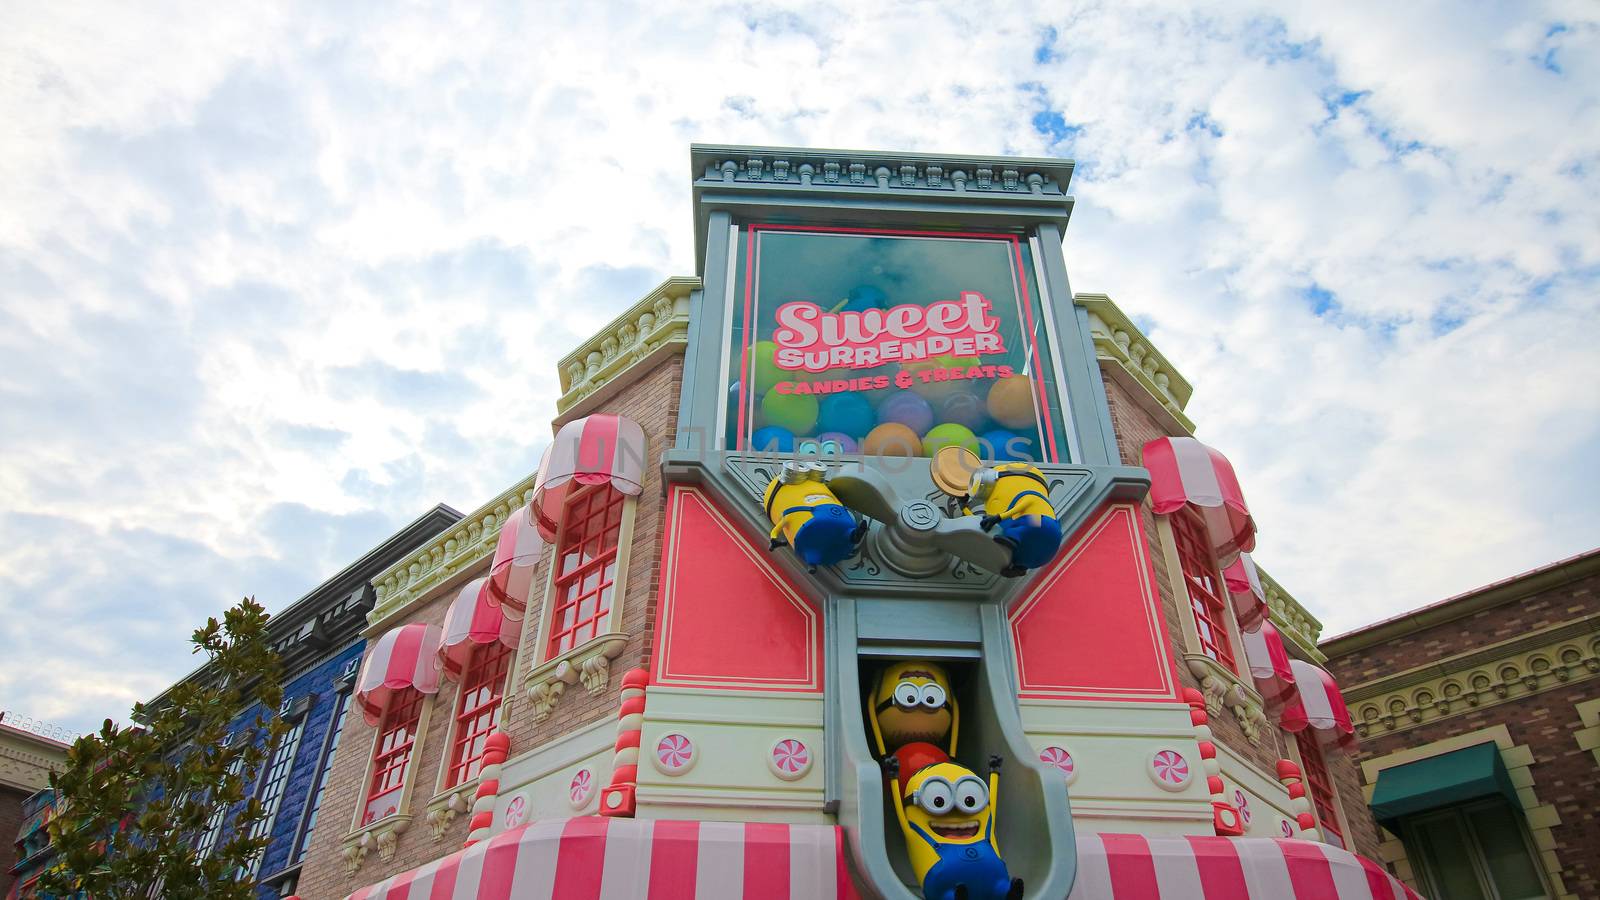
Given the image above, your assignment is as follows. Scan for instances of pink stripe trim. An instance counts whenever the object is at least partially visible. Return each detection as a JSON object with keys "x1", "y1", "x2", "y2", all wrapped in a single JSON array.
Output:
[
  {"x1": 742, "y1": 822, "x2": 791, "y2": 898},
  {"x1": 648, "y1": 819, "x2": 699, "y2": 897},
  {"x1": 1356, "y1": 853, "x2": 1398, "y2": 900},
  {"x1": 551, "y1": 816, "x2": 610, "y2": 900},
  {"x1": 1279, "y1": 838, "x2": 1340, "y2": 900},
  {"x1": 475, "y1": 825, "x2": 529, "y2": 900},
  {"x1": 429, "y1": 855, "x2": 459, "y2": 900},
  {"x1": 1101, "y1": 833, "x2": 1160, "y2": 897},
  {"x1": 1186, "y1": 835, "x2": 1249, "y2": 898},
  {"x1": 835, "y1": 827, "x2": 859, "y2": 900}
]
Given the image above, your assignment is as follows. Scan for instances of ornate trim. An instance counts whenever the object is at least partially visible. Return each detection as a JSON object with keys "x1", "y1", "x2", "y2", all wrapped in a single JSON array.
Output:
[
  {"x1": 1184, "y1": 653, "x2": 1250, "y2": 719},
  {"x1": 339, "y1": 814, "x2": 411, "y2": 873},
  {"x1": 1255, "y1": 566, "x2": 1324, "y2": 661},
  {"x1": 1077, "y1": 293, "x2": 1195, "y2": 433},
  {"x1": 557, "y1": 277, "x2": 698, "y2": 417},
  {"x1": 369, "y1": 477, "x2": 539, "y2": 629},
  {"x1": 1345, "y1": 617, "x2": 1600, "y2": 738},
  {"x1": 524, "y1": 634, "x2": 629, "y2": 723},
  {"x1": 423, "y1": 781, "x2": 475, "y2": 841},
  {"x1": 1575, "y1": 697, "x2": 1600, "y2": 767}
]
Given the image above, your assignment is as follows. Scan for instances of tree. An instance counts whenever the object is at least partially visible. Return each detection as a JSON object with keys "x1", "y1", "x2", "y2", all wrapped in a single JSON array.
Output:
[{"x1": 39, "y1": 597, "x2": 288, "y2": 900}]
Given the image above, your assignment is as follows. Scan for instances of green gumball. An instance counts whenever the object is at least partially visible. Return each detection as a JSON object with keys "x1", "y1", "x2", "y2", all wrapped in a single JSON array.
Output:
[
  {"x1": 921, "y1": 423, "x2": 980, "y2": 457},
  {"x1": 750, "y1": 340, "x2": 790, "y2": 392},
  {"x1": 761, "y1": 390, "x2": 820, "y2": 435}
]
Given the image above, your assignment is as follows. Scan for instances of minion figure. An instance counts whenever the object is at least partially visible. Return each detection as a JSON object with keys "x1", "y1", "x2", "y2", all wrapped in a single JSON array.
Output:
[
  {"x1": 965, "y1": 463, "x2": 1062, "y2": 577},
  {"x1": 884, "y1": 755, "x2": 1024, "y2": 900},
  {"x1": 870, "y1": 660, "x2": 958, "y2": 758},
  {"x1": 764, "y1": 461, "x2": 866, "y2": 571}
]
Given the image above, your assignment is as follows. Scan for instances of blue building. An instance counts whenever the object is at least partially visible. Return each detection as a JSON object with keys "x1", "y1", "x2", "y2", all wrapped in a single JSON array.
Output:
[{"x1": 144, "y1": 505, "x2": 459, "y2": 899}]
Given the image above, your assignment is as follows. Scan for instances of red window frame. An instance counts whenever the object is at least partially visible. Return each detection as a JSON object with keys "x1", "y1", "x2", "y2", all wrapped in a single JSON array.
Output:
[
  {"x1": 1171, "y1": 509, "x2": 1237, "y2": 670},
  {"x1": 545, "y1": 484, "x2": 625, "y2": 659},
  {"x1": 1294, "y1": 729, "x2": 1346, "y2": 848},
  {"x1": 445, "y1": 641, "x2": 515, "y2": 787},
  {"x1": 363, "y1": 688, "x2": 424, "y2": 826}
]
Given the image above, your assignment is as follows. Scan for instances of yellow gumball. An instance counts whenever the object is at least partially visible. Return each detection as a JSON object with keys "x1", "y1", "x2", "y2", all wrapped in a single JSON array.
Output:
[
  {"x1": 986, "y1": 375, "x2": 1037, "y2": 429},
  {"x1": 862, "y1": 423, "x2": 923, "y2": 457}
]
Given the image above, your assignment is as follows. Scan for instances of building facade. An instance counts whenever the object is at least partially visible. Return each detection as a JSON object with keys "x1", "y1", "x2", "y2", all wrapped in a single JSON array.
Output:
[
  {"x1": 142, "y1": 505, "x2": 461, "y2": 899},
  {"x1": 0, "y1": 715, "x2": 70, "y2": 899},
  {"x1": 1322, "y1": 549, "x2": 1600, "y2": 900},
  {"x1": 295, "y1": 145, "x2": 1404, "y2": 900}
]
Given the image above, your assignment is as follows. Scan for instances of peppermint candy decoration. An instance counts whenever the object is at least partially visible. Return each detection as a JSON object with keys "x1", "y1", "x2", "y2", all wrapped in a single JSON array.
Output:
[
  {"x1": 654, "y1": 732, "x2": 695, "y2": 774},
  {"x1": 1233, "y1": 788, "x2": 1252, "y2": 825},
  {"x1": 503, "y1": 794, "x2": 528, "y2": 828},
  {"x1": 1148, "y1": 749, "x2": 1192, "y2": 791},
  {"x1": 1038, "y1": 746, "x2": 1077, "y2": 784},
  {"x1": 1280, "y1": 819, "x2": 1295, "y2": 838},
  {"x1": 769, "y1": 738, "x2": 812, "y2": 780},
  {"x1": 569, "y1": 769, "x2": 594, "y2": 808}
]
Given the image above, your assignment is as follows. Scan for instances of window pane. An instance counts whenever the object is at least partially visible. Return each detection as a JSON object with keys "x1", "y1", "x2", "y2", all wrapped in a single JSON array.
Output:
[
  {"x1": 1466, "y1": 806, "x2": 1547, "y2": 899},
  {"x1": 1411, "y1": 814, "x2": 1488, "y2": 900}
]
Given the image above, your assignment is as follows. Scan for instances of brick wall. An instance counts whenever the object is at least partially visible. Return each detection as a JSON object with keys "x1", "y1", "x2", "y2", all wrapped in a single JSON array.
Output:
[
  {"x1": 294, "y1": 356, "x2": 684, "y2": 900},
  {"x1": 1324, "y1": 566, "x2": 1600, "y2": 897},
  {"x1": 0, "y1": 784, "x2": 25, "y2": 897}
]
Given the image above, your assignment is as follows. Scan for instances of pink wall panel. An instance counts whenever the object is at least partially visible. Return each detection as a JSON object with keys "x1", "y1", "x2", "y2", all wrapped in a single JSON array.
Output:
[
  {"x1": 653, "y1": 485, "x2": 823, "y2": 691},
  {"x1": 1010, "y1": 503, "x2": 1180, "y2": 702}
]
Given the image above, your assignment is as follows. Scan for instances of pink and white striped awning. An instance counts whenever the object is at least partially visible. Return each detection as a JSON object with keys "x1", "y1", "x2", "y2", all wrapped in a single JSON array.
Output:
[
  {"x1": 532, "y1": 415, "x2": 647, "y2": 541},
  {"x1": 485, "y1": 506, "x2": 544, "y2": 620},
  {"x1": 343, "y1": 817, "x2": 856, "y2": 900},
  {"x1": 1223, "y1": 553, "x2": 1269, "y2": 632},
  {"x1": 1282, "y1": 659, "x2": 1358, "y2": 753},
  {"x1": 439, "y1": 577, "x2": 521, "y2": 681},
  {"x1": 355, "y1": 622, "x2": 444, "y2": 726},
  {"x1": 1241, "y1": 620, "x2": 1297, "y2": 709},
  {"x1": 1142, "y1": 436, "x2": 1256, "y2": 565},
  {"x1": 1069, "y1": 833, "x2": 1419, "y2": 899}
]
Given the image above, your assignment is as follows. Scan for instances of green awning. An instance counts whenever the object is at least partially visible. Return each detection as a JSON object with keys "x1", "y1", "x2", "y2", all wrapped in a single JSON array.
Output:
[{"x1": 1369, "y1": 741, "x2": 1519, "y2": 826}]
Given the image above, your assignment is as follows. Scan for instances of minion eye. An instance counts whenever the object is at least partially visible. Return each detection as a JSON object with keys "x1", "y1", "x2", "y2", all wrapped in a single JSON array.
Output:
[
  {"x1": 919, "y1": 684, "x2": 947, "y2": 708},
  {"x1": 917, "y1": 779, "x2": 953, "y2": 815},
  {"x1": 894, "y1": 681, "x2": 921, "y2": 708},
  {"x1": 954, "y1": 777, "x2": 988, "y2": 812}
]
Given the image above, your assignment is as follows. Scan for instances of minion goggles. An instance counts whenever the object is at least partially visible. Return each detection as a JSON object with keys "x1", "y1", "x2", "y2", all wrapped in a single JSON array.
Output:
[
  {"x1": 875, "y1": 679, "x2": 948, "y2": 714},
  {"x1": 904, "y1": 773, "x2": 990, "y2": 815}
]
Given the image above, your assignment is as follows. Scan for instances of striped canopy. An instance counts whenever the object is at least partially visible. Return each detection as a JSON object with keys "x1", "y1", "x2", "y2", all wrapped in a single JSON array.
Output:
[
  {"x1": 532, "y1": 415, "x2": 647, "y2": 541},
  {"x1": 1142, "y1": 436, "x2": 1256, "y2": 566},
  {"x1": 485, "y1": 505, "x2": 544, "y2": 620},
  {"x1": 1223, "y1": 553, "x2": 1269, "y2": 633},
  {"x1": 1241, "y1": 620, "x2": 1297, "y2": 710},
  {"x1": 439, "y1": 577, "x2": 521, "y2": 681},
  {"x1": 355, "y1": 622, "x2": 443, "y2": 726},
  {"x1": 1070, "y1": 833, "x2": 1419, "y2": 899},
  {"x1": 1282, "y1": 659, "x2": 1358, "y2": 753}
]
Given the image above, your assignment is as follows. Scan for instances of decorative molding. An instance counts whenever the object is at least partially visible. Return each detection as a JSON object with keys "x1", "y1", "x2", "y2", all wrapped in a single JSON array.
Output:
[
  {"x1": 1184, "y1": 653, "x2": 1248, "y2": 718},
  {"x1": 1076, "y1": 293, "x2": 1195, "y2": 434},
  {"x1": 524, "y1": 633, "x2": 628, "y2": 723},
  {"x1": 423, "y1": 782, "x2": 474, "y2": 840},
  {"x1": 369, "y1": 477, "x2": 539, "y2": 630},
  {"x1": 557, "y1": 276, "x2": 699, "y2": 418},
  {"x1": 339, "y1": 814, "x2": 410, "y2": 873},
  {"x1": 1255, "y1": 566, "x2": 1324, "y2": 661},
  {"x1": 1575, "y1": 697, "x2": 1600, "y2": 767},
  {"x1": 1345, "y1": 616, "x2": 1600, "y2": 738}
]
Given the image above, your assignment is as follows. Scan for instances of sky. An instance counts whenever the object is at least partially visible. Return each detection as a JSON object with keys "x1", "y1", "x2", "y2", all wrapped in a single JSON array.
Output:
[{"x1": 1, "y1": 1, "x2": 1596, "y2": 735}]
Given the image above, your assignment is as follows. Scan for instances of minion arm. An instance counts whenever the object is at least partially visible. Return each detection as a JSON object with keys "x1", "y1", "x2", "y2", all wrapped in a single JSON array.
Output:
[
  {"x1": 882, "y1": 757, "x2": 912, "y2": 836},
  {"x1": 987, "y1": 755, "x2": 1003, "y2": 855}
]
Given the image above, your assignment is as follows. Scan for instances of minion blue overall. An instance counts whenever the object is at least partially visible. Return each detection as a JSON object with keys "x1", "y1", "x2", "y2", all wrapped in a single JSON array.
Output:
[
  {"x1": 965, "y1": 463, "x2": 1062, "y2": 577},
  {"x1": 764, "y1": 462, "x2": 866, "y2": 571},
  {"x1": 885, "y1": 755, "x2": 1024, "y2": 900}
]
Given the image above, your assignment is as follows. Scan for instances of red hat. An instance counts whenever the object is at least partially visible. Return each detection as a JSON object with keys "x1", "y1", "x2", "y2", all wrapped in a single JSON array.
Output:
[{"x1": 892, "y1": 742, "x2": 950, "y2": 795}]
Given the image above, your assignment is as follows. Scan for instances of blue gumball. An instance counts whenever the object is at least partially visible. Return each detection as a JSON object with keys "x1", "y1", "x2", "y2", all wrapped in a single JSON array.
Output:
[
  {"x1": 818, "y1": 393, "x2": 876, "y2": 438},
  {"x1": 752, "y1": 425, "x2": 795, "y2": 453},
  {"x1": 981, "y1": 428, "x2": 1036, "y2": 462},
  {"x1": 842, "y1": 284, "x2": 887, "y2": 312}
]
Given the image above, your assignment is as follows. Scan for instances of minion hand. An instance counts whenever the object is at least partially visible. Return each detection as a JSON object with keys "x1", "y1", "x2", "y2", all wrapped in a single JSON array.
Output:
[
  {"x1": 988, "y1": 755, "x2": 1003, "y2": 775},
  {"x1": 883, "y1": 755, "x2": 900, "y2": 781}
]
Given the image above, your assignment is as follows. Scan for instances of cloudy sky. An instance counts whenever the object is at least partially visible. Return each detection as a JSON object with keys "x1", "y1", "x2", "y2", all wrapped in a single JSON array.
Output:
[{"x1": 2, "y1": 2, "x2": 1596, "y2": 734}]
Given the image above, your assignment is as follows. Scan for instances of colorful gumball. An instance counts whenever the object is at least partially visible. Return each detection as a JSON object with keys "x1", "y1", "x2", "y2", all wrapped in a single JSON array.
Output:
[
  {"x1": 877, "y1": 390, "x2": 934, "y2": 434},
  {"x1": 815, "y1": 431, "x2": 860, "y2": 453},
  {"x1": 980, "y1": 429, "x2": 1036, "y2": 462},
  {"x1": 903, "y1": 355, "x2": 966, "y2": 400},
  {"x1": 840, "y1": 284, "x2": 887, "y2": 312},
  {"x1": 862, "y1": 423, "x2": 922, "y2": 457},
  {"x1": 751, "y1": 426, "x2": 795, "y2": 453},
  {"x1": 761, "y1": 390, "x2": 819, "y2": 435},
  {"x1": 986, "y1": 375, "x2": 1037, "y2": 429},
  {"x1": 936, "y1": 389, "x2": 987, "y2": 430},
  {"x1": 818, "y1": 393, "x2": 876, "y2": 438},
  {"x1": 750, "y1": 340, "x2": 789, "y2": 392},
  {"x1": 922, "y1": 423, "x2": 979, "y2": 457}
]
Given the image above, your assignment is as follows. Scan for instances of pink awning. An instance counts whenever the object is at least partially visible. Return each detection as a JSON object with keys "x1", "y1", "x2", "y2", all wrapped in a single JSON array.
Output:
[
  {"x1": 344, "y1": 817, "x2": 856, "y2": 900},
  {"x1": 485, "y1": 505, "x2": 544, "y2": 620},
  {"x1": 439, "y1": 577, "x2": 521, "y2": 681},
  {"x1": 355, "y1": 622, "x2": 443, "y2": 726},
  {"x1": 1142, "y1": 436, "x2": 1256, "y2": 565},
  {"x1": 532, "y1": 415, "x2": 647, "y2": 541},
  {"x1": 1241, "y1": 620, "x2": 1297, "y2": 709},
  {"x1": 1070, "y1": 833, "x2": 1419, "y2": 899},
  {"x1": 1282, "y1": 660, "x2": 1358, "y2": 753},
  {"x1": 1223, "y1": 553, "x2": 1268, "y2": 632}
]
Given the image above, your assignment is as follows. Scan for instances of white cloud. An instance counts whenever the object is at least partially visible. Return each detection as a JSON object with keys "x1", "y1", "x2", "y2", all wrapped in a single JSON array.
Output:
[{"x1": 0, "y1": 1, "x2": 1596, "y2": 730}]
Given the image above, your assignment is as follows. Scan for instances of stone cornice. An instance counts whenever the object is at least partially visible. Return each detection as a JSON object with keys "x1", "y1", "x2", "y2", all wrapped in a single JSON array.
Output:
[
  {"x1": 1256, "y1": 566, "x2": 1325, "y2": 663},
  {"x1": 1343, "y1": 613, "x2": 1600, "y2": 739},
  {"x1": 368, "y1": 475, "x2": 539, "y2": 632},
  {"x1": 557, "y1": 276, "x2": 698, "y2": 419},
  {"x1": 1075, "y1": 293, "x2": 1196, "y2": 435}
]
